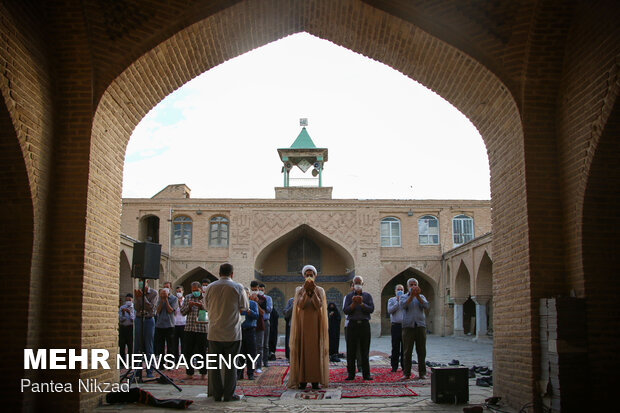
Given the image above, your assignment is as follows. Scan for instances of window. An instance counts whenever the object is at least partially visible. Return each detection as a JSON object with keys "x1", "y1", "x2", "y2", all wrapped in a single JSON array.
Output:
[
  {"x1": 209, "y1": 216, "x2": 229, "y2": 247},
  {"x1": 172, "y1": 215, "x2": 192, "y2": 246},
  {"x1": 418, "y1": 215, "x2": 439, "y2": 245},
  {"x1": 380, "y1": 217, "x2": 401, "y2": 247},
  {"x1": 452, "y1": 214, "x2": 474, "y2": 246}
]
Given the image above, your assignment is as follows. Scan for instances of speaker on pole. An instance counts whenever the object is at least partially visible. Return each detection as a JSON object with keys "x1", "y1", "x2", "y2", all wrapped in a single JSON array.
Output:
[{"x1": 131, "y1": 241, "x2": 161, "y2": 279}]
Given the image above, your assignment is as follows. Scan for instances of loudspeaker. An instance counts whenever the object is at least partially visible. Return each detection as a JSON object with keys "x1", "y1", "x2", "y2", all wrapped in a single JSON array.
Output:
[
  {"x1": 131, "y1": 242, "x2": 161, "y2": 279},
  {"x1": 431, "y1": 367, "x2": 469, "y2": 404}
]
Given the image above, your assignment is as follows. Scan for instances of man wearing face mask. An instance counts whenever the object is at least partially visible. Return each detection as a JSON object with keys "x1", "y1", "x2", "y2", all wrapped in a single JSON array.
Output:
[
  {"x1": 257, "y1": 283, "x2": 272, "y2": 368},
  {"x1": 134, "y1": 279, "x2": 159, "y2": 379},
  {"x1": 154, "y1": 282, "x2": 178, "y2": 362},
  {"x1": 288, "y1": 265, "x2": 329, "y2": 390},
  {"x1": 201, "y1": 279, "x2": 210, "y2": 293},
  {"x1": 399, "y1": 278, "x2": 430, "y2": 380},
  {"x1": 181, "y1": 281, "x2": 208, "y2": 379},
  {"x1": 387, "y1": 284, "x2": 405, "y2": 373},
  {"x1": 250, "y1": 280, "x2": 266, "y2": 373},
  {"x1": 119, "y1": 293, "x2": 135, "y2": 360},
  {"x1": 173, "y1": 286, "x2": 186, "y2": 362},
  {"x1": 343, "y1": 275, "x2": 375, "y2": 380}
]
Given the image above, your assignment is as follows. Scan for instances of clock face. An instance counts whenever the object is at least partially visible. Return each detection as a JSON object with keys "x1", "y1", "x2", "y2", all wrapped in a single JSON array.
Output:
[{"x1": 297, "y1": 159, "x2": 311, "y2": 173}]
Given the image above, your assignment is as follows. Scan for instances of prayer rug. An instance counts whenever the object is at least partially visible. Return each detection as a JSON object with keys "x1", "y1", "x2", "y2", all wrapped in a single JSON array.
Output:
[
  {"x1": 329, "y1": 366, "x2": 429, "y2": 385},
  {"x1": 341, "y1": 384, "x2": 419, "y2": 398}
]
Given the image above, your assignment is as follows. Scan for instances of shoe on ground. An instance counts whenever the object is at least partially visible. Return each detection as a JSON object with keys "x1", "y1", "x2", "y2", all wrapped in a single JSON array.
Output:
[
  {"x1": 417, "y1": 375, "x2": 426, "y2": 380},
  {"x1": 363, "y1": 376, "x2": 373, "y2": 380},
  {"x1": 391, "y1": 367, "x2": 398, "y2": 372},
  {"x1": 224, "y1": 394, "x2": 241, "y2": 402},
  {"x1": 448, "y1": 359, "x2": 460, "y2": 366},
  {"x1": 400, "y1": 375, "x2": 411, "y2": 381},
  {"x1": 476, "y1": 377, "x2": 491, "y2": 387},
  {"x1": 299, "y1": 383, "x2": 307, "y2": 390},
  {"x1": 247, "y1": 375, "x2": 255, "y2": 380},
  {"x1": 312, "y1": 383, "x2": 320, "y2": 389},
  {"x1": 256, "y1": 368, "x2": 262, "y2": 374},
  {"x1": 468, "y1": 367, "x2": 476, "y2": 378},
  {"x1": 345, "y1": 376, "x2": 355, "y2": 381},
  {"x1": 145, "y1": 372, "x2": 154, "y2": 378}
]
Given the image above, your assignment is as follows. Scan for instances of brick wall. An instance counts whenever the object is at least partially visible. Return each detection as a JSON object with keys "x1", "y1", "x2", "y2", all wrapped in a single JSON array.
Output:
[{"x1": 2, "y1": 0, "x2": 618, "y2": 410}]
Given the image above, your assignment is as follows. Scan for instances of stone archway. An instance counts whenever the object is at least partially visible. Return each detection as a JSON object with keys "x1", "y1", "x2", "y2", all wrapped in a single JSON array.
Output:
[
  {"x1": 380, "y1": 268, "x2": 437, "y2": 336},
  {"x1": 176, "y1": 267, "x2": 217, "y2": 294},
  {"x1": 582, "y1": 98, "x2": 620, "y2": 404}
]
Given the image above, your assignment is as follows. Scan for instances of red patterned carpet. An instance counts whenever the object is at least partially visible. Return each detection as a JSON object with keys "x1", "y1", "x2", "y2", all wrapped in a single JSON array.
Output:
[{"x1": 125, "y1": 353, "x2": 427, "y2": 398}]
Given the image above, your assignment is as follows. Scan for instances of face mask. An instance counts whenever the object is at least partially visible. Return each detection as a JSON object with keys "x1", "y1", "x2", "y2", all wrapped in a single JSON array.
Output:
[
  {"x1": 192, "y1": 291, "x2": 200, "y2": 298},
  {"x1": 354, "y1": 284, "x2": 362, "y2": 292},
  {"x1": 250, "y1": 290, "x2": 257, "y2": 296},
  {"x1": 138, "y1": 281, "x2": 144, "y2": 289},
  {"x1": 163, "y1": 288, "x2": 170, "y2": 295},
  {"x1": 257, "y1": 291, "x2": 264, "y2": 296},
  {"x1": 409, "y1": 286, "x2": 417, "y2": 293},
  {"x1": 176, "y1": 292, "x2": 183, "y2": 298},
  {"x1": 126, "y1": 300, "x2": 132, "y2": 305},
  {"x1": 202, "y1": 286, "x2": 208, "y2": 292},
  {"x1": 396, "y1": 291, "x2": 403, "y2": 297}
]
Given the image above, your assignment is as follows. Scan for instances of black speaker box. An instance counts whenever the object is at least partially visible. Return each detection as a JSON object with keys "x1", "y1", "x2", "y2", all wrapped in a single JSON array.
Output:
[
  {"x1": 431, "y1": 366, "x2": 469, "y2": 404},
  {"x1": 131, "y1": 242, "x2": 161, "y2": 279}
]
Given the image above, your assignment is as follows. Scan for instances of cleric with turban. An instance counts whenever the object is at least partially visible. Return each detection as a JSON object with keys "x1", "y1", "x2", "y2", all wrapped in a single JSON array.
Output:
[{"x1": 287, "y1": 264, "x2": 330, "y2": 390}]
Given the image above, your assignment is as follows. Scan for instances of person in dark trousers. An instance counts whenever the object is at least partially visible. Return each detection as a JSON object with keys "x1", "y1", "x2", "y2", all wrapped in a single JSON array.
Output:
[
  {"x1": 399, "y1": 277, "x2": 430, "y2": 380},
  {"x1": 119, "y1": 293, "x2": 135, "y2": 360},
  {"x1": 173, "y1": 285, "x2": 186, "y2": 362},
  {"x1": 284, "y1": 297, "x2": 294, "y2": 359},
  {"x1": 327, "y1": 302, "x2": 341, "y2": 361},
  {"x1": 268, "y1": 306, "x2": 279, "y2": 359},
  {"x1": 154, "y1": 285, "x2": 178, "y2": 364},
  {"x1": 387, "y1": 284, "x2": 405, "y2": 372},
  {"x1": 238, "y1": 287, "x2": 259, "y2": 380},
  {"x1": 204, "y1": 263, "x2": 249, "y2": 402},
  {"x1": 180, "y1": 281, "x2": 208, "y2": 380},
  {"x1": 343, "y1": 275, "x2": 375, "y2": 380}
]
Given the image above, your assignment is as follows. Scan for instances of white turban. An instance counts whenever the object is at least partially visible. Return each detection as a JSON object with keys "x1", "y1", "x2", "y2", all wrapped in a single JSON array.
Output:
[{"x1": 301, "y1": 265, "x2": 317, "y2": 276}]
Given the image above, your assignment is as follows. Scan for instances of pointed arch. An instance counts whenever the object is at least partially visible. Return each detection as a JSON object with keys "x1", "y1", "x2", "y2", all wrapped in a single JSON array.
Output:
[
  {"x1": 476, "y1": 251, "x2": 493, "y2": 297},
  {"x1": 454, "y1": 260, "x2": 472, "y2": 299},
  {"x1": 254, "y1": 224, "x2": 354, "y2": 281},
  {"x1": 175, "y1": 267, "x2": 217, "y2": 294},
  {"x1": 119, "y1": 250, "x2": 132, "y2": 302}
]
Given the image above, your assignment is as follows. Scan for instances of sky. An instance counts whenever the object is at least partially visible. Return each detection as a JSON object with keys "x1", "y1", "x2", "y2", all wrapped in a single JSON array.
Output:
[{"x1": 123, "y1": 32, "x2": 490, "y2": 200}]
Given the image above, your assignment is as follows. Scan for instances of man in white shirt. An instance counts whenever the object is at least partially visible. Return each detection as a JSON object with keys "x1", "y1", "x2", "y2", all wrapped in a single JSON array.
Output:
[{"x1": 204, "y1": 263, "x2": 249, "y2": 402}]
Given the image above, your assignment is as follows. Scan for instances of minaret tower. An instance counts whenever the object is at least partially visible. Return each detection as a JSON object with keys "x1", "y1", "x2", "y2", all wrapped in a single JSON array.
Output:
[{"x1": 276, "y1": 118, "x2": 331, "y2": 200}]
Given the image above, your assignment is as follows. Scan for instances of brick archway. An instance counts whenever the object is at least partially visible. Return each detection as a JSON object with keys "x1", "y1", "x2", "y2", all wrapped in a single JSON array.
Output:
[
  {"x1": 88, "y1": 0, "x2": 529, "y2": 405},
  {"x1": 582, "y1": 98, "x2": 620, "y2": 407},
  {"x1": 0, "y1": 96, "x2": 35, "y2": 409}
]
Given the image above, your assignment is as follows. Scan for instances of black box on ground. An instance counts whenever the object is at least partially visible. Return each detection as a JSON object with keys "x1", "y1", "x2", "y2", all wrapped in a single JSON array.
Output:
[{"x1": 431, "y1": 366, "x2": 469, "y2": 404}]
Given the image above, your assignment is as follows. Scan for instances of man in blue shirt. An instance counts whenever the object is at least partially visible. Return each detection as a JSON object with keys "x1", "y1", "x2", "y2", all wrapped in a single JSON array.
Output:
[
  {"x1": 387, "y1": 284, "x2": 405, "y2": 372},
  {"x1": 399, "y1": 277, "x2": 430, "y2": 380},
  {"x1": 258, "y1": 283, "x2": 272, "y2": 368},
  {"x1": 118, "y1": 293, "x2": 135, "y2": 360},
  {"x1": 238, "y1": 287, "x2": 259, "y2": 380},
  {"x1": 343, "y1": 275, "x2": 375, "y2": 380},
  {"x1": 154, "y1": 285, "x2": 179, "y2": 361}
]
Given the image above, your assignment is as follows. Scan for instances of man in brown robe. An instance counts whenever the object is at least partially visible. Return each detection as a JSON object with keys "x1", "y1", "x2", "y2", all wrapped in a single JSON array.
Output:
[{"x1": 288, "y1": 264, "x2": 329, "y2": 390}]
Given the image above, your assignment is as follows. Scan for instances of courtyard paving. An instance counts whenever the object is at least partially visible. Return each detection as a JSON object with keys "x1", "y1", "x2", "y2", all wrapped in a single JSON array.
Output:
[{"x1": 95, "y1": 335, "x2": 512, "y2": 413}]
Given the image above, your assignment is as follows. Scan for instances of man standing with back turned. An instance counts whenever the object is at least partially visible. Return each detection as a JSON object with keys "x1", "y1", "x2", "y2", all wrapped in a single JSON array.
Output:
[{"x1": 204, "y1": 263, "x2": 249, "y2": 402}]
